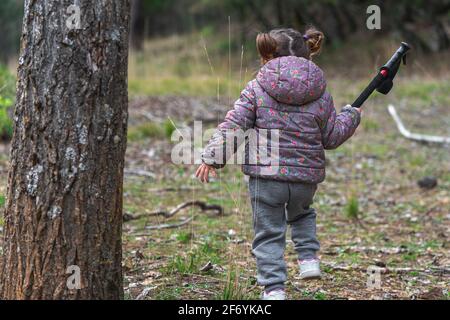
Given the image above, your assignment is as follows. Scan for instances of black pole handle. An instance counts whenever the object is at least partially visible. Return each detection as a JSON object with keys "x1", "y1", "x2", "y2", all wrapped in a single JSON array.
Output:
[
  {"x1": 351, "y1": 73, "x2": 385, "y2": 109},
  {"x1": 351, "y1": 42, "x2": 410, "y2": 108}
]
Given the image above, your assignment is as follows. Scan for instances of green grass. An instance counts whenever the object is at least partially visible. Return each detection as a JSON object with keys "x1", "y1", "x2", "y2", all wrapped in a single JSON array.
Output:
[
  {"x1": 402, "y1": 252, "x2": 418, "y2": 262},
  {"x1": 165, "y1": 235, "x2": 225, "y2": 275},
  {"x1": 345, "y1": 195, "x2": 360, "y2": 220},
  {"x1": 129, "y1": 77, "x2": 245, "y2": 98},
  {"x1": 408, "y1": 154, "x2": 426, "y2": 167},
  {"x1": 314, "y1": 291, "x2": 328, "y2": 300},
  {"x1": 0, "y1": 194, "x2": 4, "y2": 226},
  {"x1": 301, "y1": 289, "x2": 328, "y2": 300},
  {"x1": 128, "y1": 33, "x2": 254, "y2": 98},
  {"x1": 154, "y1": 286, "x2": 183, "y2": 300},
  {"x1": 166, "y1": 251, "x2": 200, "y2": 274},
  {"x1": 173, "y1": 231, "x2": 193, "y2": 244},
  {"x1": 361, "y1": 118, "x2": 380, "y2": 132},
  {"x1": 395, "y1": 81, "x2": 450, "y2": 105},
  {"x1": 219, "y1": 267, "x2": 248, "y2": 300},
  {"x1": 127, "y1": 119, "x2": 176, "y2": 142},
  {"x1": 0, "y1": 64, "x2": 15, "y2": 140},
  {"x1": 360, "y1": 143, "x2": 389, "y2": 158},
  {"x1": 337, "y1": 252, "x2": 361, "y2": 264}
]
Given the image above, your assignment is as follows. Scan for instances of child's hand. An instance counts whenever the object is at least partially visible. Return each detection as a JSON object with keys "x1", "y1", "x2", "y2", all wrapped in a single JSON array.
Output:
[{"x1": 195, "y1": 163, "x2": 217, "y2": 183}]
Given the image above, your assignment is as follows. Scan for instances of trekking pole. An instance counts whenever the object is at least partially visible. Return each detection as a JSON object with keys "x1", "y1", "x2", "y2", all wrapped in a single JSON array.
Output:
[{"x1": 352, "y1": 42, "x2": 411, "y2": 108}]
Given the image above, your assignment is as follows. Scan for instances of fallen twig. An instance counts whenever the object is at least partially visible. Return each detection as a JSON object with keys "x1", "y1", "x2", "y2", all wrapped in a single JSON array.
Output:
[
  {"x1": 135, "y1": 286, "x2": 157, "y2": 300},
  {"x1": 139, "y1": 111, "x2": 163, "y2": 123},
  {"x1": 124, "y1": 168, "x2": 156, "y2": 179},
  {"x1": 144, "y1": 216, "x2": 194, "y2": 230},
  {"x1": 323, "y1": 245, "x2": 410, "y2": 255},
  {"x1": 387, "y1": 105, "x2": 450, "y2": 144},
  {"x1": 322, "y1": 262, "x2": 450, "y2": 275},
  {"x1": 124, "y1": 200, "x2": 224, "y2": 222},
  {"x1": 146, "y1": 186, "x2": 201, "y2": 193}
]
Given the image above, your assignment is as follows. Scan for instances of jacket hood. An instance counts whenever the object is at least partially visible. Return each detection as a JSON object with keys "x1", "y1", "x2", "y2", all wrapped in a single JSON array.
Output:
[{"x1": 256, "y1": 56, "x2": 326, "y2": 105}]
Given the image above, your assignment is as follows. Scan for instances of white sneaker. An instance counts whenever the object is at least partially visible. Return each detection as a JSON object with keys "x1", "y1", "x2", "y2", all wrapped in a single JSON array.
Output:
[
  {"x1": 261, "y1": 289, "x2": 286, "y2": 300},
  {"x1": 299, "y1": 259, "x2": 322, "y2": 280}
]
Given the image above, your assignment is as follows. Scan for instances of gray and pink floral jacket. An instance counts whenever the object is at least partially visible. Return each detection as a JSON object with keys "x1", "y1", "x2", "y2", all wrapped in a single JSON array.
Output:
[{"x1": 202, "y1": 56, "x2": 360, "y2": 184}]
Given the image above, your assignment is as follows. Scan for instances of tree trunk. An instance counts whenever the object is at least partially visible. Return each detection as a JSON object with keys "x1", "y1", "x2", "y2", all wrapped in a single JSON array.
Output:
[{"x1": 0, "y1": 0, "x2": 130, "y2": 300}]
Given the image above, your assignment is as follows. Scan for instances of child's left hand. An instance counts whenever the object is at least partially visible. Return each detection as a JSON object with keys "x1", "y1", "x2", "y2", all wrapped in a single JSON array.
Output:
[{"x1": 195, "y1": 163, "x2": 217, "y2": 183}]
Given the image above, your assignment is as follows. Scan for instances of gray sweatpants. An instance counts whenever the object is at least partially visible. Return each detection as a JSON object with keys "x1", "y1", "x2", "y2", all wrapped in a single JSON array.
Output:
[{"x1": 249, "y1": 177, "x2": 319, "y2": 291}]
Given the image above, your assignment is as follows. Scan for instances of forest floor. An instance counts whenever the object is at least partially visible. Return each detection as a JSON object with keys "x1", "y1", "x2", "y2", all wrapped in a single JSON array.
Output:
[
  {"x1": 0, "y1": 75, "x2": 448, "y2": 300},
  {"x1": 118, "y1": 76, "x2": 449, "y2": 300}
]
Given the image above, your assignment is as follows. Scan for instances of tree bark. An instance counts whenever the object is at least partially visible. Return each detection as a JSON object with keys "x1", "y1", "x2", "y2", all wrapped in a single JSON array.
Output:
[{"x1": 0, "y1": 0, "x2": 130, "y2": 300}]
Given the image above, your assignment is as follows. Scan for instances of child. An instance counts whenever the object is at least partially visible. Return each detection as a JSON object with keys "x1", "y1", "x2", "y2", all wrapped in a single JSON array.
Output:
[{"x1": 196, "y1": 28, "x2": 361, "y2": 300}]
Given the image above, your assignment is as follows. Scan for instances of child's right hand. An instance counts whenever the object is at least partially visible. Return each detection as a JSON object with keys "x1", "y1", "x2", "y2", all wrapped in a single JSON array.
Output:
[{"x1": 195, "y1": 163, "x2": 217, "y2": 183}]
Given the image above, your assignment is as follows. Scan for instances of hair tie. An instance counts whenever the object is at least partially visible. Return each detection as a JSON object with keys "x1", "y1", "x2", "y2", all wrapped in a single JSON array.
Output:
[{"x1": 303, "y1": 34, "x2": 309, "y2": 41}]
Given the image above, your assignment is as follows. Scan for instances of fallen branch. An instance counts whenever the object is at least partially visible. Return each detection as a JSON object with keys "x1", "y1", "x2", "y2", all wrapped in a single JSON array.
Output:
[
  {"x1": 124, "y1": 168, "x2": 156, "y2": 179},
  {"x1": 144, "y1": 216, "x2": 194, "y2": 230},
  {"x1": 323, "y1": 245, "x2": 409, "y2": 255},
  {"x1": 135, "y1": 286, "x2": 157, "y2": 300},
  {"x1": 131, "y1": 217, "x2": 196, "y2": 234},
  {"x1": 322, "y1": 262, "x2": 450, "y2": 275},
  {"x1": 387, "y1": 105, "x2": 450, "y2": 144},
  {"x1": 146, "y1": 186, "x2": 201, "y2": 193},
  {"x1": 139, "y1": 111, "x2": 163, "y2": 123},
  {"x1": 124, "y1": 201, "x2": 224, "y2": 224}
]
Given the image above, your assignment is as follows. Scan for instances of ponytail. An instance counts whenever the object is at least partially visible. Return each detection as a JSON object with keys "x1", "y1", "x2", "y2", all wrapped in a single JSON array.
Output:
[
  {"x1": 304, "y1": 27, "x2": 324, "y2": 58},
  {"x1": 256, "y1": 27, "x2": 324, "y2": 62},
  {"x1": 256, "y1": 32, "x2": 277, "y2": 63}
]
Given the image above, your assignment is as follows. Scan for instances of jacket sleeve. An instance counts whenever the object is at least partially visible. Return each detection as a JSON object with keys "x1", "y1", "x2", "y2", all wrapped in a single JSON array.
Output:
[
  {"x1": 201, "y1": 81, "x2": 256, "y2": 169},
  {"x1": 321, "y1": 97, "x2": 361, "y2": 150}
]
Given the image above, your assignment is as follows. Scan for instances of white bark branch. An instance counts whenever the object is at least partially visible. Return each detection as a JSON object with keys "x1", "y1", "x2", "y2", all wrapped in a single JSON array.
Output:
[{"x1": 387, "y1": 105, "x2": 450, "y2": 144}]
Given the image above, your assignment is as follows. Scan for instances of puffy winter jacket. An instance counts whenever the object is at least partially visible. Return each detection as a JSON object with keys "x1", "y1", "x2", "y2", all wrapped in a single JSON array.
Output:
[{"x1": 202, "y1": 56, "x2": 360, "y2": 184}]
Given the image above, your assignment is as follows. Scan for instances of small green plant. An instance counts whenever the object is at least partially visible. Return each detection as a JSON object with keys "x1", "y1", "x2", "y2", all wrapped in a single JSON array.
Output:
[
  {"x1": 408, "y1": 154, "x2": 426, "y2": 167},
  {"x1": 167, "y1": 251, "x2": 199, "y2": 274},
  {"x1": 314, "y1": 291, "x2": 327, "y2": 300},
  {"x1": 164, "y1": 119, "x2": 177, "y2": 139},
  {"x1": 175, "y1": 231, "x2": 192, "y2": 244},
  {"x1": 345, "y1": 195, "x2": 360, "y2": 220},
  {"x1": 220, "y1": 267, "x2": 247, "y2": 300},
  {"x1": 402, "y1": 252, "x2": 418, "y2": 262}
]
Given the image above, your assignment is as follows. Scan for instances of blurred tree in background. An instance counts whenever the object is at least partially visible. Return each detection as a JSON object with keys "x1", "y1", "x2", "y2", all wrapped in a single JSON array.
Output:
[
  {"x1": 0, "y1": 0, "x2": 23, "y2": 64},
  {"x1": 129, "y1": 0, "x2": 450, "y2": 52},
  {"x1": 1, "y1": 0, "x2": 449, "y2": 59}
]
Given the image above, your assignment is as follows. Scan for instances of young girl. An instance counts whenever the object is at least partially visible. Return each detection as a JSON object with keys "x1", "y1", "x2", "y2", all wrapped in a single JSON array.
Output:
[{"x1": 196, "y1": 28, "x2": 361, "y2": 300}]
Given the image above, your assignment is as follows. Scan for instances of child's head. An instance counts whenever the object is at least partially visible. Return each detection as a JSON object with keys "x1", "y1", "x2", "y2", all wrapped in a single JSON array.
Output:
[{"x1": 256, "y1": 27, "x2": 324, "y2": 64}]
